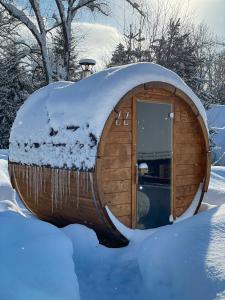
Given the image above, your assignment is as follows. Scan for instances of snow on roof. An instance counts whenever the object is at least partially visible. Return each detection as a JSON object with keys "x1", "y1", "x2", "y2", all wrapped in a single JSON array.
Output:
[{"x1": 9, "y1": 63, "x2": 208, "y2": 169}]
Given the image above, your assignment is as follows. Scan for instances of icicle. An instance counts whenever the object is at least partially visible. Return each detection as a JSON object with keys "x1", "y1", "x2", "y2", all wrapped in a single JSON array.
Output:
[
  {"x1": 54, "y1": 169, "x2": 57, "y2": 209},
  {"x1": 56, "y1": 168, "x2": 59, "y2": 209},
  {"x1": 61, "y1": 169, "x2": 63, "y2": 208},
  {"x1": 61, "y1": 169, "x2": 64, "y2": 208},
  {"x1": 82, "y1": 171, "x2": 84, "y2": 194},
  {"x1": 36, "y1": 166, "x2": 39, "y2": 205},
  {"x1": 63, "y1": 169, "x2": 67, "y2": 206},
  {"x1": 73, "y1": 171, "x2": 76, "y2": 204},
  {"x1": 68, "y1": 170, "x2": 71, "y2": 196},
  {"x1": 54, "y1": 169, "x2": 56, "y2": 209},
  {"x1": 59, "y1": 169, "x2": 63, "y2": 209},
  {"x1": 40, "y1": 166, "x2": 43, "y2": 195},
  {"x1": 34, "y1": 166, "x2": 36, "y2": 205},
  {"x1": 26, "y1": 166, "x2": 29, "y2": 196},
  {"x1": 38, "y1": 166, "x2": 41, "y2": 197},
  {"x1": 62, "y1": 169, "x2": 65, "y2": 205},
  {"x1": 37, "y1": 166, "x2": 39, "y2": 205},
  {"x1": 37, "y1": 166, "x2": 40, "y2": 205},
  {"x1": 76, "y1": 171, "x2": 80, "y2": 208},
  {"x1": 86, "y1": 171, "x2": 89, "y2": 194},
  {"x1": 43, "y1": 168, "x2": 46, "y2": 193},
  {"x1": 51, "y1": 169, "x2": 54, "y2": 213},
  {"x1": 21, "y1": 167, "x2": 23, "y2": 180},
  {"x1": 55, "y1": 169, "x2": 57, "y2": 209},
  {"x1": 64, "y1": 169, "x2": 67, "y2": 206},
  {"x1": 58, "y1": 169, "x2": 60, "y2": 209},
  {"x1": 35, "y1": 166, "x2": 37, "y2": 205},
  {"x1": 34, "y1": 166, "x2": 37, "y2": 205},
  {"x1": 14, "y1": 164, "x2": 16, "y2": 177},
  {"x1": 65, "y1": 169, "x2": 68, "y2": 204},
  {"x1": 32, "y1": 166, "x2": 35, "y2": 205},
  {"x1": 89, "y1": 173, "x2": 96, "y2": 204},
  {"x1": 80, "y1": 172, "x2": 83, "y2": 196},
  {"x1": 29, "y1": 166, "x2": 32, "y2": 198}
]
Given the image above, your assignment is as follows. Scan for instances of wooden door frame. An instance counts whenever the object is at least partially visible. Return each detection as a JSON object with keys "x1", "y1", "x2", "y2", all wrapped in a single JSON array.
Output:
[{"x1": 131, "y1": 96, "x2": 175, "y2": 228}]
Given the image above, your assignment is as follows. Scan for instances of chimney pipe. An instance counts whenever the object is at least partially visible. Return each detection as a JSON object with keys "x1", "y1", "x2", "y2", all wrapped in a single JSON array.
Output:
[{"x1": 79, "y1": 59, "x2": 96, "y2": 79}]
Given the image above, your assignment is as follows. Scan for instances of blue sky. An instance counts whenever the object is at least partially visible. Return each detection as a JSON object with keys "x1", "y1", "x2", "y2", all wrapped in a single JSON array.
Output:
[
  {"x1": 15, "y1": 0, "x2": 225, "y2": 68},
  {"x1": 77, "y1": 0, "x2": 225, "y2": 38},
  {"x1": 17, "y1": 0, "x2": 225, "y2": 37},
  {"x1": 77, "y1": 0, "x2": 225, "y2": 67},
  {"x1": 16, "y1": 0, "x2": 225, "y2": 36}
]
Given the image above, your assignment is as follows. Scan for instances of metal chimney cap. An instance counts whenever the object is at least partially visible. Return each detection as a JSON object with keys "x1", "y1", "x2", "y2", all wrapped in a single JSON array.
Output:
[{"x1": 79, "y1": 59, "x2": 96, "y2": 66}]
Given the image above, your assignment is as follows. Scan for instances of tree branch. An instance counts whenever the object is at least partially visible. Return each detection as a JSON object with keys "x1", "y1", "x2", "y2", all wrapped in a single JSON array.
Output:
[
  {"x1": 29, "y1": 0, "x2": 45, "y2": 35},
  {"x1": 0, "y1": 1, "x2": 42, "y2": 44}
]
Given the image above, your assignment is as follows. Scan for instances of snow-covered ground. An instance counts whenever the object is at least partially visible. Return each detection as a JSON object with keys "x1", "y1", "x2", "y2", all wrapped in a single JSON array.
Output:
[
  {"x1": 207, "y1": 104, "x2": 225, "y2": 166},
  {"x1": 204, "y1": 166, "x2": 225, "y2": 206},
  {"x1": 1, "y1": 150, "x2": 225, "y2": 300}
]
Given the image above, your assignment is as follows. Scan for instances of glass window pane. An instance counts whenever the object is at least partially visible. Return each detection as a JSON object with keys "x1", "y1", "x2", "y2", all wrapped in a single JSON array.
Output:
[{"x1": 136, "y1": 101, "x2": 172, "y2": 229}]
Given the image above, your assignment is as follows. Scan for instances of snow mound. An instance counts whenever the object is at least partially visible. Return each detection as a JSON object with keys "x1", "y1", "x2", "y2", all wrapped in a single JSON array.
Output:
[
  {"x1": 138, "y1": 204, "x2": 225, "y2": 300},
  {"x1": 9, "y1": 63, "x2": 207, "y2": 169},
  {"x1": 0, "y1": 151, "x2": 28, "y2": 215},
  {"x1": 204, "y1": 166, "x2": 225, "y2": 206},
  {"x1": 0, "y1": 155, "x2": 15, "y2": 202},
  {"x1": 199, "y1": 202, "x2": 217, "y2": 212},
  {"x1": 0, "y1": 211, "x2": 80, "y2": 300},
  {"x1": 207, "y1": 104, "x2": 225, "y2": 165}
]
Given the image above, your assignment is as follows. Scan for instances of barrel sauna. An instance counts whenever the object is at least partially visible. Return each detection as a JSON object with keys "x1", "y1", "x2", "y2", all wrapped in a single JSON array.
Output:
[{"x1": 8, "y1": 63, "x2": 211, "y2": 247}]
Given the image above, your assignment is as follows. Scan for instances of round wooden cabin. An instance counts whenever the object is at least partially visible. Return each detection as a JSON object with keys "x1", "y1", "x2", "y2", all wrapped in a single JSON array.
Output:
[{"x1": 9, "y1": 63, "x2": 210, "y2": 247}]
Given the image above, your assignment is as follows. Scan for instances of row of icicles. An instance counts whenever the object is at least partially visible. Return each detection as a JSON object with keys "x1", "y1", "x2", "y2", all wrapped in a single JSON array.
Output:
[{"x1": 10, "y1": 164, "x2": 94, "y2": 213}]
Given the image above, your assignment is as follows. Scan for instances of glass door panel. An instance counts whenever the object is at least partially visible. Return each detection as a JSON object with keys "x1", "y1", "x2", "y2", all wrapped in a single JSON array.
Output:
[{"x1": 136, "y1": 101, "x2": 173, "y2": 229}]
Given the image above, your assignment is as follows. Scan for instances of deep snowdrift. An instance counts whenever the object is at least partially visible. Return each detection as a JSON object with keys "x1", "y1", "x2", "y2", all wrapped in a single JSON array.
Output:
[
  {"x1": 139, "y1": 205, "x2": 225, "y2": 300},
  {"x1": 0, "y1": 212, "x2": 80, "y2": 300},
  {"x1": 0, "y1": 150, "x2": 15, "y2": 202},
  {"x1": 0, "y1": 151, "x2": 29, "y2": 215}
]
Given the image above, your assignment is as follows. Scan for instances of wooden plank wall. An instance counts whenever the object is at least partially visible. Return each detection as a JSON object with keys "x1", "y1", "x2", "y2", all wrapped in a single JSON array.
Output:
[
  {"x1": 99, "y1": 95, "x2": 133, "y2": 227},
  {"x1": 173, "y1": 100, "x2": 205, "y2": 216}
]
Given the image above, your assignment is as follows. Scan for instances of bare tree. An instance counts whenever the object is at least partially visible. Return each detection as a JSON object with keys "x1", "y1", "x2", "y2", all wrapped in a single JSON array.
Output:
[{"x1": 0, "y1": 0, "x2": 110, "y2": 83}]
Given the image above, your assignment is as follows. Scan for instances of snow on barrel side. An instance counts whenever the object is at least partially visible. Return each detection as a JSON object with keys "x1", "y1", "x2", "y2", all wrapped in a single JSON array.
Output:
[{"x1": 8, "y1": 63, "x2": 210, "y2": 247}]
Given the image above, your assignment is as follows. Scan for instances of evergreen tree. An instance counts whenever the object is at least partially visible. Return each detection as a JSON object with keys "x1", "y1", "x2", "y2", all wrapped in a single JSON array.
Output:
[
  {"x1": 152, "y1": 19, "x2": 214, "y2": 106},
  {"x1": 108, "y1": 43, "x2": 130, "y2": 67},
  {"x1": 212, "y1": 50, "x2": 225, "y2": 104},
  {"x1": 51, "y1": 26, "x2": 79, "y2": 81},
  {"x1": 0, "y1": 43, "x2": 31, "y2": 148},
  {"x1": 152, "y1": 20, "x2": 198, "y2": 87}
]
